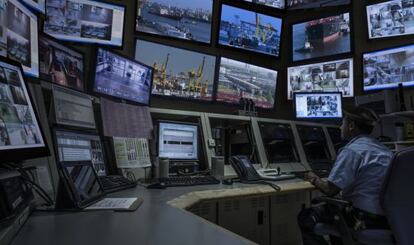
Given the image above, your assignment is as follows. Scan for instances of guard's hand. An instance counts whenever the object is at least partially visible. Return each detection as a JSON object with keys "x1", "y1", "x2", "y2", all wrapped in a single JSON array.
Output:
[{"x1": 304, "y1": 171, "x2": 318, "y2": 185}]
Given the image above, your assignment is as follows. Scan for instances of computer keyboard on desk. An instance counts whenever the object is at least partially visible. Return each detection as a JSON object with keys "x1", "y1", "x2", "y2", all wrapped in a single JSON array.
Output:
[
  {"x1": 99, "y1": 175, "x2": 137, "y2": 193},
  {"x1": 151, "y1": 175, "x2": 220, "y2": 188}
]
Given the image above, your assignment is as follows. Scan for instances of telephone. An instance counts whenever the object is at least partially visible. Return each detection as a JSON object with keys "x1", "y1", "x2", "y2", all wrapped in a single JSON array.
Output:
[{"x1": 229, "y1": 155, "x2": 261, "y2": 182}]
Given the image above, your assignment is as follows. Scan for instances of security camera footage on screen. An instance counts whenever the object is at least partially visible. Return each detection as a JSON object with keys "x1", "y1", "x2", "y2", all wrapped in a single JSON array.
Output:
[
  {"x1": 0, "y1": 0, "x2": 39, "y2": 77},
  {"x1": 158, "y1": 122, "x2": 198, "y2": 160},
  {"x1": 94, "y1": 48, "x2": 153, "y2": 105},
  {"x1": 136, "y1": 0, "x2": 213, "y2": 44},
  {"x1": 218, "y1": 4, "x2": 282, "y2": 57},
  {"x1": 44, "y1": 0, "x2": 125, "y2": 46},
  {"x1": 20, "y1": 0, "x2": 46, "y2": 13},
  {"x1": 242, "y1": 0, "x2": 285, "y2": 9},
  {"x1": 295, "y1": 93, "x2": 342, "y2": 119},
  {"x1": 363, "y1": 44, "x2": 414, "y2": 91},
  {"x1": 292, "y1": 13, "x2": 351, "y2": 62},
  {"x1": 0, "y1": 60, "x2": 45, "y2": 150},
  {"x1": 367, "y1": 0, "x2": 414, "y2": 39},
  {"x1": 135, "y1": 40, "x2": 216, "y2": 101},
  {"x1": 287, "y1": 58, "x2": 353, "y2": 100},
  {"x1": 216, "y1": 57, "x2": 278, "y2": 109},
  {"x1": 287, "y1": 0, "x2": 350, "y2": 10}
]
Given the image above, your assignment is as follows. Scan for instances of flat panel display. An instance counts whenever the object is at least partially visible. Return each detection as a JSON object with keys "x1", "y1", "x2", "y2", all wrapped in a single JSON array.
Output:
[
  {"x1": 136, "y1": 0, "x2": 213, "y2": 44},
  {"x1": 135, "y1": 39, "x2": 216, "y2": 101},
  {"x1": 44, "y1": 0, "x2": 125, "y2": 47},
  {"x1": 20, "y1": 0, "x2": 45, "y2": 13},
  {"x1": 294, "y1": 92, "x2": 343, "y2": 119},
  {"x1": 287, "y1": 0, "x2": 350, "y2": 10},
  {"x1": 218, "y1": 4, "x2": 282, "y2": 57},
  {"x1": 287, "y1": 58, "x2": 353, "y2": 100},
  {"x1": 242, "y1": 0, "x2": 285, "y2": 9},
  {"x1": 216, "y1": 57, "x2": 278, "y2": 109},
  {"x1": 158, "y1": 122, "x2": 198, "y2": 160}
]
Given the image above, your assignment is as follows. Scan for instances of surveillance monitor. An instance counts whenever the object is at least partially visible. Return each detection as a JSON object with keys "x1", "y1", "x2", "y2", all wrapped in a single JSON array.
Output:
[
  {"x1": 20, "y1": 0, "x2": 46, "y2": 13},
  {"x1": 294, "y1": 92, "x2": 343, "y2": 120},
  {"x1": 242, "y1": 0, "x2": 285, "y2": 9},
  {"x1": 287, "y1": 0, "x2": 350, "y2": 10},
  {"x1": 296, "y1": 124, "x2": 332, "y2": 165},
  {"x1": 158, "y1": 121, "x2": 198, "y2": 160}
]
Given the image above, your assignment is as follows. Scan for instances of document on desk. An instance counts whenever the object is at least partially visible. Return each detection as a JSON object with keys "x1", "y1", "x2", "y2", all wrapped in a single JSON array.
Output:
[{"x1": 85, "y1": 198, "x2": 143, "y2": 211}]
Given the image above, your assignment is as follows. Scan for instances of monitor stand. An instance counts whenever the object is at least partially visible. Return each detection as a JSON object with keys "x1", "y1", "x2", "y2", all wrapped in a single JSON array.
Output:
[{"x1": 169, "y1": 161, "x2": 199, "y2": 175}]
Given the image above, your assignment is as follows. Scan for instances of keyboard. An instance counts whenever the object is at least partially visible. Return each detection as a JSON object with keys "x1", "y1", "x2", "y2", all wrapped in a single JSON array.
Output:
[
  {"x1": 99, "y1": 175, "x2": 137, "y2": 193},
  {"x1": 150, "y1": 176, "x2": 220, "y2": 188}
]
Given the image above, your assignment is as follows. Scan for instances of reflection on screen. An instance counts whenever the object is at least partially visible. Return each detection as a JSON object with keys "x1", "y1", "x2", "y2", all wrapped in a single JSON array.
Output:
[
  {"x1": 64, "y1": 163, "x2": 103, "y2": 201},
  {"x1": 297, "y1": 125, "x2": 331, "y2": 163},
  {"x1": 158, "y1": 122, "x2": 198, "y2": 160}
]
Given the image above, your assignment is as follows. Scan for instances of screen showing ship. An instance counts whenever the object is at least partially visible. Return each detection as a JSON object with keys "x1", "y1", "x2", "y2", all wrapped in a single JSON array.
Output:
[
  {"x1": 136, "y1": 0, "x2": 213, "y2": 44},
  {"x1": 242, "y1": 0, "x2": 285, "y2": 9},
  {"x1": 135, "y1": 40, "x2": 216, "y2": 101},
  {"x1": 292, "y1": 13, "x2": 351, "y2": 62},
  {"x1": 218, "y1": 4, "x2": 282, "y2": 57},
  {"x1": 287, "y1": 0, "x2": 350, "y2": 10}
]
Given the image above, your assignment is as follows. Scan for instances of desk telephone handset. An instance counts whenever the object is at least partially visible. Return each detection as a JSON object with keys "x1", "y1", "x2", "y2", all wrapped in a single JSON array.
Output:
[{"x1": 229, "y1": 155, "x2": 261, "y2": 182}]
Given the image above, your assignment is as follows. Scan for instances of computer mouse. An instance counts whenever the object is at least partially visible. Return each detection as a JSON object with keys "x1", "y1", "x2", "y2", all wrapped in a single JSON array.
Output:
[
  {"x1": 222, "y1": 179, "x2": 233, "y2": 185},
  {"x1": 147, "y1": 182, "x2": 167, "y2": 189}
]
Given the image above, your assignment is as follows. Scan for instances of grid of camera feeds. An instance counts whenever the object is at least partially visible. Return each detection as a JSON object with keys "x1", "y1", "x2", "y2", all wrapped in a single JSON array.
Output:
[
  {"x1": 217, "y1": 58, "x2": 278, "y2": 109},
  {"x1": 44, "y1": 0, "x2": 125, "y2": 46},
  {"x1": 0, "y1": 60, "x2": 44, "y2": 149},
  {"x1": 287, "y1": 58, "x2": 354, "y2": 100},
  {"x1": 135, "y1": 40, "x2": 216, "y2": 101},
  {"x1": 367, "y1": 0, "x2": 414, "y2": 39},
  {"x1": 287, "y1": 0, "x2": 350, "y2": 10},
  {"x1": 0, "y1": 0, "x2": 39, "y2": 77},
  {"x1": 295, "y1": 92, "x2": 342, "y2": 119},
  {"x1": 363, "y1": 44, "x2": 414, "y2": 91},
  {"x1": 136, "y1": 0, "x2": 213, "y2": 44},
  {"x1": 39, "y1": 35, "x2": 85, "y2": 91},
  {"x1": 292, "y1": 13, "x2": 351, "y2": 62},
  {"x1": 93, "y1": 48, "x2": 153, "y2": 106},
  {"x1": 20, "y1": 0, "x2": 46, "y2": 13},
  {"x1": 242, "y1": 0, "x2": 285, "y2": 9},
  {"x1": 218, "y1": 4, "x2": 282, "y2": 57}
]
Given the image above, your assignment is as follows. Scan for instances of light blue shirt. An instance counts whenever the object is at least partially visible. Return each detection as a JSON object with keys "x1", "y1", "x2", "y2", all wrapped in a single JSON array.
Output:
[{"x1": 327, "y1": 135, "x2": 393, "y2": 215}]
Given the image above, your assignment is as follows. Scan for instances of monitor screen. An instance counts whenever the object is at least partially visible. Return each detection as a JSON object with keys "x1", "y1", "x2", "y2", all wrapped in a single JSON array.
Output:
[
  {"x1": 158, "y1": 122, "x2": 198, "y2": 160},
  {"x1": 367, "y1": 0, "x2": 414, "y2": 39},
  {"x1": 287, "y1": 0, "x2": 350, "y2": 10},
  {"x1": 296, "y1": 125, "x2": 331, "y2": 163},
  {"x1": 363, "y1": 44, "x2": 414, "y2": 91},
  {"x1": 294, "y1": 92, "x2": 343, "y2": 119},
  {"x1": 52, "y1": 85, "x2": 96, "y2": 129},
  {"x1": 135, "y1": 39, "x2": 216, "y2": 101},
  {"x1": 0, "y1": 0, "x2": 39, "y2": 77},
  {"x1": 218, "y1": 4, "x2": 282, "y2": 57},
  {"x1": 55, "y1": 130, "x2": 106, "y2": 176},
  {"x1": 93, "y1": 48, "x2": 153, "y2": 106},
  {"x1": 292, "y1": 13, "x2": 351, "y2": 62},
  {"x1": 258, "y1": 122, "x2": 300, "y2": 163},
  {"x1": 0, "y1": 58, "x2": 46, "y2": 158},
  {"x1": 39, "y1": 34, "x2": 85, "y2": 91},
  {"x1": 136, "y1": 0, "x2": 213, "y2": 44},
  {"x1": 287, "y1": 58, "x2": 353, "y2": 100},
  {"x1": 216, "y1": 57, "x2": 278, "y2": 109},
  {"x1": 44, "y1": 0, "x2": 125, "y2": 47},
  {"x1": 242, "y1": 0, "x2": 285, "y2": 9},
  {"x1": 327, "y1": 127, "x2": 345, "y2": 152},
  {"x1": 20, "y1": 0, "x2": 45, "y2": 13}
]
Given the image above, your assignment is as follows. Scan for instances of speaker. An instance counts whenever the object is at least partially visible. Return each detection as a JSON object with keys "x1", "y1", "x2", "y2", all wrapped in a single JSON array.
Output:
[{"x1": 211, "y1": 156, "x2": 224, "y2": 180}]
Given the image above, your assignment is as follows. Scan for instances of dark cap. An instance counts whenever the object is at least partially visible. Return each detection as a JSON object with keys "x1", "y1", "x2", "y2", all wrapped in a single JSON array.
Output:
[{"x1": 343, "y1": 105, "x2": 379, "y2": 128}]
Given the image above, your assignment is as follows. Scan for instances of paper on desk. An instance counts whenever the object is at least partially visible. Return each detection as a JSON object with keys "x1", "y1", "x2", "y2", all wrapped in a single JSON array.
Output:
[{"x1": 85, "y1": 198, "x2": 139, "y2": 210}]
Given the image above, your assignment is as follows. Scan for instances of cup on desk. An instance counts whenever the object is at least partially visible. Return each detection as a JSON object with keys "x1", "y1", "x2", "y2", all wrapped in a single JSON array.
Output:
[{"x1": 211, "y1": 156, "x2": 224, "y2": 180}]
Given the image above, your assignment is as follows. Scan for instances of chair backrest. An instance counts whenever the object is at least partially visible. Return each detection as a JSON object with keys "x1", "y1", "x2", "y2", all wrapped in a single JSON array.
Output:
[{"x1": 381, "y1": 147, "x2": 414, "y2": 245}]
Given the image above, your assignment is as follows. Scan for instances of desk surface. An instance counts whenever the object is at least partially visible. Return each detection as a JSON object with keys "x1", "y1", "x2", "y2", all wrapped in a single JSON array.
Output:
[{"x1": 11, "y1": 179, "x2": 313, "y2": 245}]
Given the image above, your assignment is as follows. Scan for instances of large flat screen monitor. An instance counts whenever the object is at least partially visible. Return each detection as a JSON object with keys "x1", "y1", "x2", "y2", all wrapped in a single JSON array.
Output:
[
  {"x1": 216, "y1": 57, "x2": 278, "y2": 109},
  {"x1": 294, "y1": 92, "x2": 343, "y2": 120},
  {"x1": 218, "y1": 4, "x2": 282, "y2": 57},
  {"x1": 242, "y1": 0, "x2": 285, "y2": 9},
  {"x1": 20, "y1": 0, "x2": 46, "y2": 13},
  {"x1": 135, "y1": 39, "x2": 216, "y2": 101},
  {"x1": 363, "y1": 44, "x2": 414, "y2": 91},
  {"x1": 367, "y1": 0, "x2": 414, "y2": 39},
  {"x1": 287, "y1": 0, "x2": 350, "y2": 10},
  {"x1": 292, "y1": 13, "x2": 351, "y2": 62},
  {"x1": 136, "y1": 0, "x2": 213, "y2": 44},
  {"x1": 296, "y1": 125, "x2": 332, "y2": 168},
  {"x1": 0, "y1": 57, "x2": 47, "y2": 162},
  {"x1": 39, "y1": 34, "x2": 85, "y2": 91},
  {"x1": 287, "y1": 58, "x2": 353, "y2": 100},
  {"x1": 158, "y1": 121, "x2": 198, "y2": 160},
  {"x1": 93, "y1": 48, "x2": 153, "y2": 106},
  {"x1": 44, "y1": 0, "x2": 125, "y2": 47},
  {"x1": 0, "y1": 0, "x2": 39, "y2": 77}
]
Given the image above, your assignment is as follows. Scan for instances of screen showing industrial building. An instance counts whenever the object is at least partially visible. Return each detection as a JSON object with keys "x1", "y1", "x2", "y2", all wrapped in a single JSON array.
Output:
[
  {"x1": 242, "y1": 0, "x2": 285, "y2": 9},
  {"x1": 292, "y1": 13, "x2": 351, "y2": 62},
  {"x1": 217, "y1": 57, "x2": 277, "y2": 109},
  {"x1": 219, "y1": 4, "x2": 282, "y2": 57},
  {"x1": 287, "y1": 0, "x2": 350, "y2": 10},
  {"x1": 136, "y1": 0, "x2": 213, "y2": 44},
  {"x1": 135, "y1": 40, "x2": 216, "y2": 101}
]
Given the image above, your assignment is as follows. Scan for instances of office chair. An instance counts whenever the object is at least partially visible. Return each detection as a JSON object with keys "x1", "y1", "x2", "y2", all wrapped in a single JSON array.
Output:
[{"x1": 311, "y1": 146, "x2": 414, "y2": 245}]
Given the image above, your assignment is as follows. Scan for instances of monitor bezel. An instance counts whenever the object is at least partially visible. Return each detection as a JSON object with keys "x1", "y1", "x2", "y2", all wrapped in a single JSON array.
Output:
[
  {"x1": 90, "y1": 46, "x2": 154, "y2": 107},
  {"x1": 0, "y1": 56, "x2": 50, "y2": 163},
  {"x1": 239, "y1": 0, "x2": 286, "y2": 11},
  {"x1": 293, "y1": 91, "x2": 344, "y2": 121},
  {"x1": 286, "y1": 0, "x2": 352, "y2": 11}
]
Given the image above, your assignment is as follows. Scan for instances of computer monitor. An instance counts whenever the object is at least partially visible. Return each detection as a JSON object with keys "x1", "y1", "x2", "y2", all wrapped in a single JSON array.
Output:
[
  {"x1": 218, "y1": 4, "x2": 282, "y2": 57},
  {"x1": 287, "y1": 58, "x2": 354, "y2": 100},
  {"x1": 93, "y1": 48, "x2": 153, "y2": 106},
  {"x1": 0, "y1": 0, "x2": 39, "y2": 77},
  {"x1": 294, "y1": 92, "x2": 343, "y2": 120},
  {"x1": 54, "y1": 130, "x2": 106, "y2": 176},
  {"x1": 20, "y1": 0, "x2": 46, "y2": 13},
  {"x1": 296, "y1": 125, "x2": 331, "y2": 164},
  {"x1": 287, "y1": 0, "x2": 350, "y2": 10},
  {"x1": 367, "y1": 0, "x2": 414, "y2": 39},
  {"x1": 216, "y1": 57, "x2": 278, "y2": 109},
  {"x1": 292, "y1": 13, "x2": 351, "y2": 62},
  {"x1": 0, "y1": 57, "x2": 48, "y2": 162},
  {"x1": 363, "y1": 44, "x2": 414, "y2": 92},
  {"x1": 44, "y1": 0, "x2": 125, "y2": 47},
  {"x1": 242, "y1": 0, "x2": 285, "y2": 9},
  {"x1": 258, "y1": 122, "x2": 300, "y2": 164},
  {"x1": 158, "y1": 121, "x2": 198, "y2": 160},
  {"x1": 135, "y1": 0, "x2": 213, "y2": 44},
  {"x1": 327, "y1": 127, "x2": 346, "y2": 152}
]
